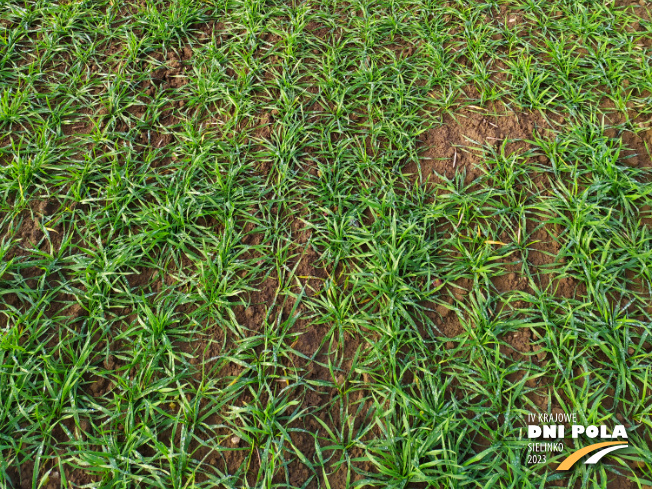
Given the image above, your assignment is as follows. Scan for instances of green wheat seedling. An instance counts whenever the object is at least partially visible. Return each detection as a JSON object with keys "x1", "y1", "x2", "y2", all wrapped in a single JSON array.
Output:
[{"x1": 1, "y1": 0, "x2": 652, "y2": 487}]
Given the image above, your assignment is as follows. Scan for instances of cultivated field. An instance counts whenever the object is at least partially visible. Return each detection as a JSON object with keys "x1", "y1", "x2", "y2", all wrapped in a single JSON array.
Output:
[{"x1": 1, "y1": 0, "x2": 651, "y2": 487}]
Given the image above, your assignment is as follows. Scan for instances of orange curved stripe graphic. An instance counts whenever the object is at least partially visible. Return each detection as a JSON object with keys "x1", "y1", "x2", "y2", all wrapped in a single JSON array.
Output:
[{"x1": 556, "y1": 442, "x2": 628, "y2": 471}]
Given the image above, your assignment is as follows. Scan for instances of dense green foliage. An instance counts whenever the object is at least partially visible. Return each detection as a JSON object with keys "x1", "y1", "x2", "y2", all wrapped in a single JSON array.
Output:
[{"x1": 1, "y1": 0, "x2": 651, "y2": 487}]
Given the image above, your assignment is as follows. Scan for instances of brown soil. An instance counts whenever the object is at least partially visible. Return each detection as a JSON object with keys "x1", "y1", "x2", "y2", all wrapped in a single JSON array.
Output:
[
  {"x1": 409, "y1": 106, "x2": 554, "y2": 183},
  {"x1": 400, "y1": 95, "x2": 648, "y2": 488}
]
